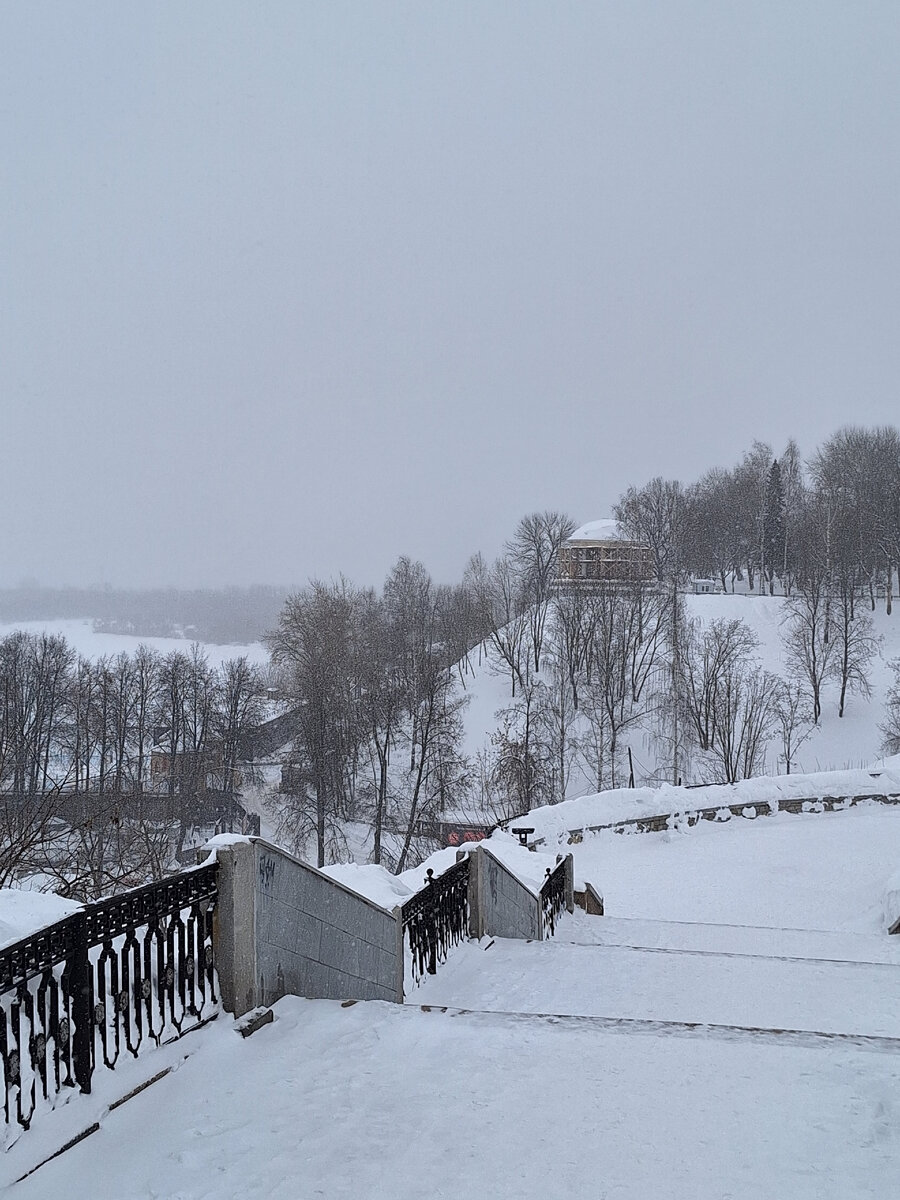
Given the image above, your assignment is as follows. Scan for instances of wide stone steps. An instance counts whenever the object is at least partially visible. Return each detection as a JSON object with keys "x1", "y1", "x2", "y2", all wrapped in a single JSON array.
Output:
[
  {"x1": 556, "y1": 912, "x2": 900, "y2": 965},
  {"x1": 413, "y1": 913, "x2": 900, "y2": 1041}
]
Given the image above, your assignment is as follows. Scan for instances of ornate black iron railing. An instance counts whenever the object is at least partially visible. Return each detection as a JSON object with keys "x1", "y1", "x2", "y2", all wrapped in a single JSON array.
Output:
[
  {"x1": 401, "y1": 856, "x2": 470, "y2": 987},
  {"x1": 1, "y1": 864, "x2": 218, "y2": 1141},
  {"x1": 540, "y1": 859, "x2": 568, "y2": 938}
]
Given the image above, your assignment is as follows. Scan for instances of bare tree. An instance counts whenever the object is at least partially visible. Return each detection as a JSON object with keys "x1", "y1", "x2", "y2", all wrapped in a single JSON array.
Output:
[
  {"x1": 683, "y1": 470, "x2": 738, "y2": 591},
  {"x1": 880, "y1": 659, "x2": 900, "y2": 757},
  {"x1": 130, "y1": 644, "x2": 162, "y2": 797},
  {"x1": 268, "y1": 580, "x2": 360, "y2": 867},
  {"x1": 682, "y1": 618, "x2": 759, "y2": 752},
  {"x1": 708, "y1": 667, "x2": 778, "y2": 784},
  {"x1": 490, "y1": 682, "x2": 553, "y2": 815},
  {"x1": 0, "y1": 736, "x2": 66, "y2": 889},
  {"x1": 779, "y1": 437, "x2": 805, "y2": 596},
  {"x1": 552, "y1": 584, "x2": 592, "y2": 711},
  {"x1": 614, "y1": 477, "x2": 685, "y2": 582},
  {"x1": 782, "y1": 496, "x2": 836, "y2": 724},
  {"x1": 506, "y1": 510, "x2": 576, "y2": 673},
  {"x1": 773, "y1": 680, "x2": 815, "y2": 775},
  {"x1": 214, "y1": 656, "x2": 266, "y2": 794},
  {"x1": 831, "y1": 569, "x2": 880, "y2": 718},
  {"x1": 386, "y1": 562, "x2": 468, "y2": 873},
  {"x1": 579, "y1": 582, "x2": 667, "y2": 789},
  {"x1": 813, "y1": 425, "x2": 900, "y2": 614},
  {"x1": 731, "y1": 440, "x2": 773, "y2": 592},
  {"x1": 490, "y1": 553, "x2": 532, "y2": 697},
  {"x1": 43, "y1": 793, "x2": 175, "y2": 901},
  {"x1": 354, "y1": 589, "x2": 403, "y2": 865}
]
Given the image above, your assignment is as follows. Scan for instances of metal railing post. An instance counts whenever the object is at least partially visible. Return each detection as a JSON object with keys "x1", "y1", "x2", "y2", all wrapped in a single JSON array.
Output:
[{"x1": 69, "y1": 912, "x2": 92, "y2": 1095}]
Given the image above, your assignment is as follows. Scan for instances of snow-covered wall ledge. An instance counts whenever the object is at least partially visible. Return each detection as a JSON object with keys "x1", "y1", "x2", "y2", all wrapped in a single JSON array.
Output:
[
  {"x1": 518, "y1": 766, "x2": 900, "y2": 848},
  {"x1": 213, "y1": 838, "x2": 403, "y2": 1018}
]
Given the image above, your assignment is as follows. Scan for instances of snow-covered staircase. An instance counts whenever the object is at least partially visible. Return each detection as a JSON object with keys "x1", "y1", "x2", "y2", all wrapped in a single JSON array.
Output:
[
  {"x1": 412, "y1": 910, "x2": 900, "y2": 1043},
  {"x1": 559, "y1": 911, "x2": 900, "y2": 964}
]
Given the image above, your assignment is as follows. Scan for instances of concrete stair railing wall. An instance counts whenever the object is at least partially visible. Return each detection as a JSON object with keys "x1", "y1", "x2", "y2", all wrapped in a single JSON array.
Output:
[
  {"x1": 468, "y1": 845, "x2": 575, "y2": 941},
  {"x1": 213, "y1": 839, "x2": 578, "y2": 1018},
  {"x1": 574, "y1": 880, "x2": 605, "y2": 916},
  {"x1": 214, "y1": 839, "x2": 404, "y2": 1018}
]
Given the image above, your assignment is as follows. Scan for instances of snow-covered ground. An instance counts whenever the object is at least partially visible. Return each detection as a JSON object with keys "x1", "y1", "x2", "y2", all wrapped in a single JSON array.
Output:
[
  {"x1": 0, "y1": 618, "x2": 268, "y2": 668},
  {"x1": 9, "y1": 987, "x2": 900, "y2": 1198},
  {"x1": 417, "y1": 916, "x2": 900, "y2": 1037},
  {"x1": 682, "y1": 592, "x2": 900, "y2": 773},
  {"x1": 7, "y1": 801, "x2": 900, "y2": 1197},
  {"x1": 569, "y1": 805, "x2": 900, "y2": 933}
]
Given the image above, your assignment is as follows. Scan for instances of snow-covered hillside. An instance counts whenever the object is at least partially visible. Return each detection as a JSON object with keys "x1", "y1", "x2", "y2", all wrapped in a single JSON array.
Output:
[
  {"x1": 456, "y1": 592, "x2": 900, "y2": 805},
  {"x1": 10, "y1": 598, "x2": 898, "y2": 786},
  {"x1": 683, "y1": 592, "x2": 900, "y2": 772}
]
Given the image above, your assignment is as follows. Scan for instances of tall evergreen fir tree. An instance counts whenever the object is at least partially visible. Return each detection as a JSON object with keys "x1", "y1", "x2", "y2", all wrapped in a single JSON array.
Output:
[{"x1": 762, "y1": 459, "x2": 786, "y2": 594}]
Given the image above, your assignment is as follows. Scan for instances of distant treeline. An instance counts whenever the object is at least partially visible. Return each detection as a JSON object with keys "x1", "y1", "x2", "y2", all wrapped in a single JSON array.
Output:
[{"x1": 0, "y1": 585, "x2": 290, "y2": 644}]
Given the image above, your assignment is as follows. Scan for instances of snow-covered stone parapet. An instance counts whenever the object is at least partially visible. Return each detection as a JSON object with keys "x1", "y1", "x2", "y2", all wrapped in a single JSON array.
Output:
[
  {"x1": 474, "y1": 846, "x2": 542, "y2": 941},
  {"x1": 477, "y1": 834, "x2": 560, "y2": 894},
  {"x1": 515, "y1": 766, "x2": 900, "y2": 847},
  {"x1": 213, "y1": 838, "x2": 403, "y2": 1016},
  {"x1": 469, "y1": 836, "x2": 574, "y2": 941}
]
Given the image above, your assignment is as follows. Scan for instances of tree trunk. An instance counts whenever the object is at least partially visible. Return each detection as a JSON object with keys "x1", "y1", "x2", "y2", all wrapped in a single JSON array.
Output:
[{"x1": 316, "y1": 777, "x2": 326, "y2": 868}]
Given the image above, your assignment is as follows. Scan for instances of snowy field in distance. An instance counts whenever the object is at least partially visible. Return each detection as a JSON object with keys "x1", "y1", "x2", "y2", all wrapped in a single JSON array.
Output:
[{"x1": 0, "y1": 618, "x2": 269, "y2": 668}]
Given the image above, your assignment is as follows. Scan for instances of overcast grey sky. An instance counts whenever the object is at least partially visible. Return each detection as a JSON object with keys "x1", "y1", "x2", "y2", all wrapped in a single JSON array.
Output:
[{"x1": 3, "y1": 2, "x2": 900, "y2": 588}]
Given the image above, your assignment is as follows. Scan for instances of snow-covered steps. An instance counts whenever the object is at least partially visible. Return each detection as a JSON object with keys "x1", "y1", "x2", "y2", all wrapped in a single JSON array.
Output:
[
  {"x1": 413, "y1": 928, "x2": 900, "y2": 1039},
  {"x1": 11, "y1": 996, "x2": 900, "y2": 1200},
  {"x1": 414, "y1": 1003, "x2": 900, "y2": 1055},
  {"x1": 556, "y1": 912, "x2": 900, "y2": 965}
]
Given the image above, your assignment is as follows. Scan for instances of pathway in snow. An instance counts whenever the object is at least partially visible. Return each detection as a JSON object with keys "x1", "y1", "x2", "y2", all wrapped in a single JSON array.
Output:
[{"x1": 563, "y1": 913, "x2": 900, "y2": 962}]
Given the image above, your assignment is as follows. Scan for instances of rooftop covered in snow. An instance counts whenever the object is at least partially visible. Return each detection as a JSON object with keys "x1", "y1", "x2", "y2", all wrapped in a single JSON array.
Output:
[
  {"x1": 567, "y1": 517, "x2": 623, "y2": 542},
  {"x1": 558, "y1": 518, "x2": 655, "y2": 585}
]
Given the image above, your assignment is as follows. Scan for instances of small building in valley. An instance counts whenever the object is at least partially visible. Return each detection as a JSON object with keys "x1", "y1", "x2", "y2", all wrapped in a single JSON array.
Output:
[{"x1": 692, "y1": 578, "x2": 718, "y2": 595}]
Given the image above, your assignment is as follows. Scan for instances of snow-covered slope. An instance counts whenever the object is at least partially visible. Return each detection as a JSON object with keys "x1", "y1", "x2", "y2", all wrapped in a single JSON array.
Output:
[
  {"x1": 14, "y1": 991, "x2": 900, "y2": 1200},
  {"x1": 683, "y1": 592, "x2": 900, "y2": 772},
  {"x1": 456, "y1": 592, "x2": 900, "y2": 800}
]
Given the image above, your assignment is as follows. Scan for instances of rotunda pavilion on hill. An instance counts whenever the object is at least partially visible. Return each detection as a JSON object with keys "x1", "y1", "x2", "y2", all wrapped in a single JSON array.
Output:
[{"x1": 556, "y1": 519, "x2": 655, "y2": 586}]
